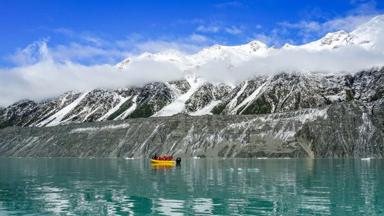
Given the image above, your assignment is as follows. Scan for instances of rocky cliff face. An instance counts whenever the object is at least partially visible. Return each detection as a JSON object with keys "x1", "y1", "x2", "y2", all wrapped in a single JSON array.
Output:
[
  {"x1": 0, "y1": 69, "x2": 383, "y2": 158},
  {"x1": 1, "y1": 68, "x2": 383, "y2": 128},
  {"x1": 297, "y1": 99, "x2": 384, "y2": 158},
  {"x1": 0, "y1": 100, "x2": 382, "y2": 158}
]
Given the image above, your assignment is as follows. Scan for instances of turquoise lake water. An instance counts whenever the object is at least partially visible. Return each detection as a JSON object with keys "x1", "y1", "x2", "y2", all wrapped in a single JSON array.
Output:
[{"x1": 0, "y1": 158, "x2": 383, "y2": 215}]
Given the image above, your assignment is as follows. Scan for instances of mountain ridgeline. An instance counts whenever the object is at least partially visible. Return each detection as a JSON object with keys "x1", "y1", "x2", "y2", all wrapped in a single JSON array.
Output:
[
  {"x1": 1, "y1": 68, "x2": 383, "y2": 128},
  {"x1": 0, "y1": 68, "x2": 383, "y2": 158}
]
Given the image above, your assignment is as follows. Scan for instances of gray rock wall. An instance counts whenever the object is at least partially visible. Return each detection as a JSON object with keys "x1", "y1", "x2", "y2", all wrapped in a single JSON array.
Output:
[
  {"x1": 0, "y1": 101, "x2": 382, "y2": 158},
  {"x1": 296, "y1": 100, "x2": 384, "y2": 158}
]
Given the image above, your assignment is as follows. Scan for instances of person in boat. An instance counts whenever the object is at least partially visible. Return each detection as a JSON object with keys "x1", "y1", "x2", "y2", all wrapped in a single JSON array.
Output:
[
  {"x1": 176, "y1": 157, "x2": 181, "y2": 165},
  {"x1": 152, "y1": 155, "x2": 175, "y2": 161}
]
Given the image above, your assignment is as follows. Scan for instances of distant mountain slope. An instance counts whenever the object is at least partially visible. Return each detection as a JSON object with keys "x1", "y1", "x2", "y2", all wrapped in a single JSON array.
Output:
[
  {"x1": 1, "y1": 68, "x2": 383, "y2": 128},
  {"x1": 1, "y1": 99, "x2": 383, "y2": 158}
]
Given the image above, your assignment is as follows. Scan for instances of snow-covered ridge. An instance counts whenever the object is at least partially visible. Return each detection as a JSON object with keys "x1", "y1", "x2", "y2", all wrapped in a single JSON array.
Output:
[
  {"x1": 1, "y1": 67, "x2": 383, "y2": 127},
  {"x1": 118, "y1": 15, "x2": 384, "y2": 70},
  {"x1": 117, "y1": 39, "x2": 271, "y2": 71},
  {"x1": 299, "y1": 15, "x2": 384, "y2": 51}
]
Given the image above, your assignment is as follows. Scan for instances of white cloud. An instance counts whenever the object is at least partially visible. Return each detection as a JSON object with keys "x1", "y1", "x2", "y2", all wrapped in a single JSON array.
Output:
[
  {"x1": 54, "y1": 28, "x2": 105, "y2": 46},
  {"x1": 350, "y1": 0, "x2": 381, "y2": 15},
  {"x1": 251, "y1": 27, "x2": 292, "y2": 47},
  {"x1": 276, "y1": 0, "x2": 382, "y2": 43},
  {"x1": 7, "y1": 40, "x2": 50, "y2": 65},
  {"x1": 196, "y1": 24, "x2": 244, "y2": 35},
  {"x1": 199, "y1": 47, "x2": 384, "y2": 84},
  {"x1": 136, "y1": 40, "x2": 188, "y2": 53},
  {"x1": 51, "y1": 43, "x2": 129, "y2": 63},
  {"x1": 124, "y1": 33, "x2": 214, "y2": 54},
  {"x1": 225, "y1": 26, "x2": 243, "y2": 35},
  {"x1": 2, "y1": 30, "x2": 384, "y2": 106},
  {"x1": 112, "y1": 31, "x2": 214, "y2": 55},
  {"x1": 188, "y1": 34, "x2": 209, "y2": 43},
  {"x1": 0, "y1": 42, "x2": 184, "y2": 106},
  {"x1": 252, "y1": 33, "x2": 274, "y2": 45},
  {"x1": 279, "y1": 15, "x2": 375, "y2": 38},
  {"x1": 8, "y1": 42, "x2": 129, "y2": 66},
  {"x1": 1, "y1": 14, "x2": 384, "y2": 106},
  {"x1": 133, "y1": 39, "x2": 203, "y2": 54},
  {"x1": 196, "y1": 25, "x2": 221, "y2": 33}
]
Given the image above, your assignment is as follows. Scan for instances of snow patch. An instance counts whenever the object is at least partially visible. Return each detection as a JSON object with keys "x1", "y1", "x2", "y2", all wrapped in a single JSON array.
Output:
[
  {"x1": 115, "y1": 96, "x2": 138, "y2": 120},
  {"x1": 70, "y1": 123, "x2": 130, "y2": 133},
  {"x1": 230, "y1": 80, "x2": 269, "y2": 114},
  {"x1": 37, "y1": 92, "x2": 89, "y2": 127},
  {"x1": 189, "y1": 100, "x2": 221, "y2": 116},
  {"x1": 153, "y1": 75, "x2": 205, "y2": 116},
  {"x1": 98, "y1": 95, "x2": 130, "y2": 121},
  {"x1": 227, "y1": 81, "x2": 248, "y2": 111},
  {"x1": 138, "y1": 124, "x2": 162, "y2": 151}
]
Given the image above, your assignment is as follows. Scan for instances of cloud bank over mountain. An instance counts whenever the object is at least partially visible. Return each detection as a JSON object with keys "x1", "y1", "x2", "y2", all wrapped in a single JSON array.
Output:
[{"x1": 1, "y1": 15, "x2": 384, "y2": 106}]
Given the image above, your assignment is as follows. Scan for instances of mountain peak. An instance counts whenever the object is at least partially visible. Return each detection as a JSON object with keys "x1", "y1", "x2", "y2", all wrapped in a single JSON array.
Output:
[
  {"x1": 349, "y1": 15, "x2": 384, "y2": 49},
  {"x1": 353, "y1": 15, "x2": 384, "y2": 33},
  {"x1": 300, "y1": 30, "x2": 351, "y2": 50},
  {"x1": 367, "y1": 14, "x2": 384, "y2": 24},
  {"x1": 244, "y1": 40, "x2": 268, "y2": 51},
  {"x1": 116, "y1": 14, "x2": 384, "y2": 69},
  {"x1": 246, "y1": 40, "x2": 266, "y2": 46},
  {"x1": 299, "y1": 15, "x2": 384, "y2": 51}
]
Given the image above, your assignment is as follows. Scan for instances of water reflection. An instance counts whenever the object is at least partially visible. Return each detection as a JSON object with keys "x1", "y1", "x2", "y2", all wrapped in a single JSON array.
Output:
[
  {"x1": 192, "y1": 198, "x2": 214, "y2": 215},
  {"x1": 154, "y1": 198, "x2": 185, "y2": 215},
  {"x1": 0, "y1": 158, "x2": 384, "y2": 215}
]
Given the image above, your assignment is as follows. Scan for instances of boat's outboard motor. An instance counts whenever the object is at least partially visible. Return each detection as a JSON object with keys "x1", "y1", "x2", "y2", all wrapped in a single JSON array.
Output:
[{"x1": 176, "y1": 157, "x2": 181, "y2": 166}]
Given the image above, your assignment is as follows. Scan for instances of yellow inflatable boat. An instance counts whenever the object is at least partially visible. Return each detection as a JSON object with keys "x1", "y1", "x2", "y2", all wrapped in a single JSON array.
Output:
[{"x1": 150, "y1": 159, "x2": 176, "y2": 166}]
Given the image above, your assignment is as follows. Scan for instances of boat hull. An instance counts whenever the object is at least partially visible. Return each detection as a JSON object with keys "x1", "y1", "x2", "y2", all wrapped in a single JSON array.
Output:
[{"x1": 151, "y1": 159, "x2": 176, "y2": 166}]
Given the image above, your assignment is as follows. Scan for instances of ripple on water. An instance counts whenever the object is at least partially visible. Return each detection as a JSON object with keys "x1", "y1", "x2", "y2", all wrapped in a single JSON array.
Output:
[{"x1": 0, "y1": 158, "x2": 384, "y2": 215}]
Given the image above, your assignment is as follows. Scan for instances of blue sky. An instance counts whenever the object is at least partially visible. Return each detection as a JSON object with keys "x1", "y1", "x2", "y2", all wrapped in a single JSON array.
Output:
[{"x1": 0, "y1": 0, "x2": 383, "y2": 66}]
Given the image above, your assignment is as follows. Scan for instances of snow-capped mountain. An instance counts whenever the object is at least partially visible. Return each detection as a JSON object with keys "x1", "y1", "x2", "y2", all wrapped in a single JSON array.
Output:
[
  {"x1": 118, "y1": 15, "x2": 384, "y2": 70},
  {"x1": 1, "y1": 15, "x2": 384, "y2": 128},
  {"x1": 1, "y1": 67, "x2": 383, "y2": 127},
  {"x1": 117, "y1": 40, "x2": 270, "y2": 72},
  {"x1": 290, "y1": 15, "x2": 384, "y2": 51}
]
